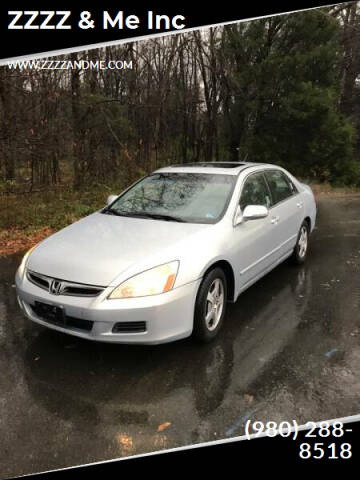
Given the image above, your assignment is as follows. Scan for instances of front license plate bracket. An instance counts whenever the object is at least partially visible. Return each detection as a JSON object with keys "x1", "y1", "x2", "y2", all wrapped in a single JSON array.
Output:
[{"x1": 34, "y1": 301, "x2": 65, "y2": 325}]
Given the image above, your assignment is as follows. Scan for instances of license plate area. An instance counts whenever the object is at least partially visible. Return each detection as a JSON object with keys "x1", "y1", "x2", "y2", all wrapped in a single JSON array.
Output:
[{"x1": 33, "y1": 301, "x2": 65, "y2": 326}]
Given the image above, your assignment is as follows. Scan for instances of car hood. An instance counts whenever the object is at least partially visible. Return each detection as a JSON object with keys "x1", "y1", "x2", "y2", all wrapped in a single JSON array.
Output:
[{"x1": 27, "y1": 212, "x2": 211, "y2": 286}]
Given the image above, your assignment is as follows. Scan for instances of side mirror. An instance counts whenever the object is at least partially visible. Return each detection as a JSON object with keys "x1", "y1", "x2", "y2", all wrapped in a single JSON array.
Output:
[
  {"x1": 106, "y1": 194, "x2": 118, "y2": 206},
  {"x1": 243, "y1": 205, "x2": 269, "y2": 221}
]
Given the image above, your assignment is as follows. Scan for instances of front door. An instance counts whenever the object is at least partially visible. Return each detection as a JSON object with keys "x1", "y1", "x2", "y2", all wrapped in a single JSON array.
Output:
[{"x1": 231, "y1": 171, "x2": 278, "y2": 291}]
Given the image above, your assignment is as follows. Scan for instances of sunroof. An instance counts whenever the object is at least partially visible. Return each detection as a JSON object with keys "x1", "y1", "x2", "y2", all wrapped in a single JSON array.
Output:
[{"x1": 170, "y1": 162, "x2": 245, "y2": 169}]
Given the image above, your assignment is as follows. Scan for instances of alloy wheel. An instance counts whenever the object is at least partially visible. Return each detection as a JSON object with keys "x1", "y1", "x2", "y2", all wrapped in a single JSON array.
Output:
[
  {"x1": 205, "y1": 278, "x2": 225, "y2": 331},
  {"x1": 298, "y1": 225, "x2": 308, "y2": 258}
]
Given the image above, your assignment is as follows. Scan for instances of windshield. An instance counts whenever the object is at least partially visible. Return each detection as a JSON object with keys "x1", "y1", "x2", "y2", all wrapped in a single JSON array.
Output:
[{"x1": 104, "y1": 173, "x2": 236, "y2": 224}]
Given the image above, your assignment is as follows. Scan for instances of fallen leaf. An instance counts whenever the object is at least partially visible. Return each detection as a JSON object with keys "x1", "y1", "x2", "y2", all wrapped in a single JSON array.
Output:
[
  {"x1": 157, "y1": 422, "x2": 172, "y2": 432},
  {"x1": 117, "y1": 435, "x2": 133, "y2": 449}
]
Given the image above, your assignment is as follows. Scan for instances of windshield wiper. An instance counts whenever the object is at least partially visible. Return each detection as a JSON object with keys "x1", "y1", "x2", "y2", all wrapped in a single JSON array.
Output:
[
  {"x1": 102, "y1": 209, "x2": 186, "y2": 222},
  {"x1": 102, "y1": 207, "x2": 122, "y2": 216},
  {"x1": 128, "y1": 212, "x2": 186, "y2": 222}
]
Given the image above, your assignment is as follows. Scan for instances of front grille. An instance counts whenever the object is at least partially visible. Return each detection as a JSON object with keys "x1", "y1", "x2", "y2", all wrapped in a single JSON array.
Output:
[
  {"x1": 26, "y1": 270, "x2": 104, "y2": 297},
  {"x1": 27, "y1": 271, "x2": 50, "y2": 290},
  {"x1": 61, "y1": 285, "x2": 104, "y2": 297},
  {"x1": 30, "y1": 302, "x2": 93, "y2": 332},
  {"x1": 112, "y1": 322, "x2": 147, "y2": 333}
]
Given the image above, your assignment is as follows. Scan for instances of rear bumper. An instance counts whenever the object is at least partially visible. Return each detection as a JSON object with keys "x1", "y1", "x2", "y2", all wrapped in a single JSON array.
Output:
[{"x1": 16, "y1": 269, "x2": 200, "y2": 344}]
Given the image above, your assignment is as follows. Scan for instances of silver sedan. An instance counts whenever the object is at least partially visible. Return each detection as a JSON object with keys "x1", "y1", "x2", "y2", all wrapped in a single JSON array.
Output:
[{"x1": 15, "y1": 162, "x2": 316, "y2": 344}]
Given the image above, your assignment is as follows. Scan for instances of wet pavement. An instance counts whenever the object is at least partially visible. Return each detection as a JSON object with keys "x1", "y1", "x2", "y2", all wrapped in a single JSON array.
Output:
[{"x1": 0, "y1": 195, "x2": 360, "y2": 477}]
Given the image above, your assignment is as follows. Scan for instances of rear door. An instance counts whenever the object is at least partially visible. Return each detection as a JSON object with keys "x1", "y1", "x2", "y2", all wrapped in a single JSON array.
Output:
[{"x1": 264, "y1": 169, "x2": 304, "y2": 259}]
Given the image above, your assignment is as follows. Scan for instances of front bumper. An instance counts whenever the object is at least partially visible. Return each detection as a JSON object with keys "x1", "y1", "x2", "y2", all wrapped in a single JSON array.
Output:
[{"x1": 16, "y1": 270, "x2": 200, "y2": 344}]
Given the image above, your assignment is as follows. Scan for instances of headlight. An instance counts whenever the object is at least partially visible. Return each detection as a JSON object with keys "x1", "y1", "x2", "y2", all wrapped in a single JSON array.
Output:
[
  {"x1": 108, "y1": 261, "x2": 179, "y2": 299},
  {"x1": 18, "y1": 244, "x2": 37, "y2": 280}
]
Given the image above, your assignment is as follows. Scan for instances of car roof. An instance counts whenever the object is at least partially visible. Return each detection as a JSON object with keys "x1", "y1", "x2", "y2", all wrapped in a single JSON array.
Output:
[{"x1": 154, "y1": 162, "x2": 264, "y2": 176}]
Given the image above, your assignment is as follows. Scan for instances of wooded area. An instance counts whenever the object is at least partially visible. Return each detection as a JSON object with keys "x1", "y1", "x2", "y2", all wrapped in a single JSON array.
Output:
[{"x1": 0, "y1": 3, "x2": 359, "y2": 195}]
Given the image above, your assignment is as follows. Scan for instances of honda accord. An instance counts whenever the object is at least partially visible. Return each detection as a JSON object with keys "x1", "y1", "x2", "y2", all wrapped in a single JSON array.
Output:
[{"x1": 15, "y1": 162, "x2": 316, "y2": 344}]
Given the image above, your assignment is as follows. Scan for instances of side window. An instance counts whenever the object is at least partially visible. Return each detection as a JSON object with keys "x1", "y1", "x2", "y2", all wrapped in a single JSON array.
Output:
[
  {"x1": 240, "y1": 173, "x2": 272, "y2": 211},
  {"x1": 288, "y1": 177, "x2": 298, "y2": 195},
  {"x1": 264, "y1": 170, "x2": 294, "y2": 204}
]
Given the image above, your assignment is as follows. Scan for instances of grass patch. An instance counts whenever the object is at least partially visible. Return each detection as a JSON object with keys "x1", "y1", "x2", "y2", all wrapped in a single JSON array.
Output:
[
  {"x1": 0, "y1": 184, "x2": 124, "y2": 256},
  {"x1": 309, "y1": 182, "x2": 360, "y2": 196}
]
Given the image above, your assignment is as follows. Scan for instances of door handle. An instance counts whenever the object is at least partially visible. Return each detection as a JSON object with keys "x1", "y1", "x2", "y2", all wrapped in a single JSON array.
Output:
[
  {"x1": 271, "y1": 216, "x2": 280, "y2": 224},
  {"x1": 296, "y1": 202, "x2": 303, "y2": 208}
]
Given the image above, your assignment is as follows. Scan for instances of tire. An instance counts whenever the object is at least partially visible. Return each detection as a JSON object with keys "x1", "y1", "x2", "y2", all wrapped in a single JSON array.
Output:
[
  {"x1": 193, "y1": 268, "x2": 227, "y2": 343},
  {"x1": 291, "y1": 220, "x2": 310, "y2": 265}
]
